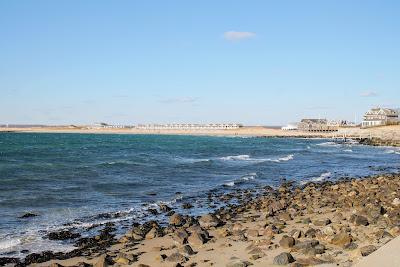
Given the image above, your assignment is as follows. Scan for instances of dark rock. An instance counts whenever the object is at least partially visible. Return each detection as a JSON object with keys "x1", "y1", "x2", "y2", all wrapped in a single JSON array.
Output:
[
  {"x1": 0, "y1": 257, "x2": 20, "y2": 266},
  {"x1": 19, "y1": 212, "x2": 38, "y2": 218},
  {"x1": 182, "y1": 203, "x2": 194, "y2": 209},
  {"x1": 48, "y1": 230, "x2": 81, "y2": 240},
  {"x1": 273, "y1": 252, "x2": 295, "y2": 265},
  {"x1": 159, "y1": 204, "x2": 172, "y2": 213},
  {"x1": 350, "y1": 214, "x2": 369, "y2": 226}
]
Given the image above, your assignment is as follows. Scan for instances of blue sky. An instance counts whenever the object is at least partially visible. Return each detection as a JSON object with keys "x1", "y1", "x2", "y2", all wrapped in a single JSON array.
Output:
[{"x1": 1, "y1": 1, "x2": 399, "y2": 125}]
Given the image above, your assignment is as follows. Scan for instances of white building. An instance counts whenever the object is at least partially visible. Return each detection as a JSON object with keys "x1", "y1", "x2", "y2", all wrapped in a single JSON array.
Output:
[
  {"x1": 281, "y1": 123, "x2": 298, "y2": 130},
  {"x1": 136, "y1": 123, "x2": 242, "y2": 130},
  {"x1": 361, "y1": 108, "x2": 399, "y2": 128}
]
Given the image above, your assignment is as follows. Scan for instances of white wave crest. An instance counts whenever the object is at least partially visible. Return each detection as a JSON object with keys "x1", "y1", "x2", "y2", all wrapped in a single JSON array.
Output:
[
  {"x1": 220, "y1": 155, "x2": 251, "y2": 161},
  {"x1": 316, "y1": 142, "x2": 340, "y2": 147},
  {"x1": 220, "y1": 154, "x2": 294, "y2": 163},
  {"x1": 224, "y1": 181, "x2": 235, "y2": 187},
  {"x1": 300, "y1": 172, "x2": 332, "y2": 185}
]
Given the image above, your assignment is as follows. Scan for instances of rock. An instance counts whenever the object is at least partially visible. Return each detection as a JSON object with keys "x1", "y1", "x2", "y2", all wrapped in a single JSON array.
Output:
[
  {"x1": 321, "y1": 226, "x2": 335, "y2": 236},
  {"x1": 392, "y1": 198, "x2": 400, "y2": 206},
  {"x1": 279, "y1": 235, "x2": 295, "y2": 248},
  {"x1": 290, "y1": 229, "x2": 303, "y2": 239},
  {"x1": 0, "y1": 258, "x2": 20, "y2": 266},
  {"x1": 198, "y1": 214, "x2": 222, "y2": 229},
  {"x1": 182, "y1": 203, "x2": 193, "y2": 209},
  {"x1": 330, "y1": 232, "x2": 352, "y2": 248},
  {"x1": 360, "y1": 245, "x2": 377, "y2": 256},
  {"x1": 19, "y1": 212, "x2": 38, "y2": 218},
  {"x1": 226, "y1": 260, "x2": 251, "y2": 267},
  {"x1": 159, "y1": 204, "x2": 172, "y2": 212},
  {"x1": 47, "y1": 230, "x2": 81, "y2": 240},
  {"x1": 188, "y1": 232, "x2": 207, "y2": 247},
  {"x1": 350, "y1": 214, "x2": 369, "y2": 226},
  {"x1": 294, "y1": 240, "x2": 319, "y2": 250},
  {"x1": 115, "y1": 257, "x2": 129, "y2": 265},
  {"x1": 302, "y1": 218, "x2": 312, "y2": 224},
  {"x1": 169, "y1": 213, "x2": 185, "y2": 226},
  {"x1": 313, "y1": 218, "x2": 331, "y2": 226},
  {"x1": 145, "y1": 227, "x2": 162, "y2": 239},
  {"x1": 94, "y1": 255, "x2": 108, "y2": 267},
  {"x1": 179, "y1": 244, "x2": 196, "y2": 256},
  {"x1": 166, "y1": 252, "x2": 187, "y2": 262},
  {"x1": 138, "y1": 264, "x2": 151, "y2": 267},
  {"x1": 305, "y1": 228, "x2": 317, "y2": 238},
  {"x1": 280, "y1": 213, "x2": 293, "y2": 221},
  {"x1": 273, "y1": 252, "x2": 295, "y2": 265},
  {"x1": 172, "y1": 229, "x2": 189, "y2": 244},
  {"x1": 246, "y1": 229, "x2": 259, "y2": 238}
]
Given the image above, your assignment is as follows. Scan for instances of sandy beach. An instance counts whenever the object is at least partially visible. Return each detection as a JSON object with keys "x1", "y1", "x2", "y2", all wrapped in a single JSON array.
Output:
[
  {"x1": 1, "y1": 125, "x2": 400, "y2": 140},
  {"x1": 2, "y1": 173, "x2": 398, "y2": 267}
]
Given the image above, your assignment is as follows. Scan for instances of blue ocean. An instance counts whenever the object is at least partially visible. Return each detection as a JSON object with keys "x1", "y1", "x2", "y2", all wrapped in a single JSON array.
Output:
[{"x1": 1, "y1": 133, "x2": 400, "y2": 257}]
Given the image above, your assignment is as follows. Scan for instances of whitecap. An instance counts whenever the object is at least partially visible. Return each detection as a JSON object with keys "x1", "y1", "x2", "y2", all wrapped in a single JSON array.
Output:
[
  {"x1": 0, "y1": 237, "x2": 21, "y2": 251},
  {"x1": 220, "y1": 155, "x2": 251, "y2": 161},
  {"x1": 300, "y1": 172, "x2": 332, "y2": 185},
  {"x1": 316, "y1": 142, "x2": 340, "y2": 147},
  {"x1": 224, "y1": 181, "x2": 235, "y2": 187},
  {"x1": 343, "y1": 149, "x2": 353, "y2": 152}
]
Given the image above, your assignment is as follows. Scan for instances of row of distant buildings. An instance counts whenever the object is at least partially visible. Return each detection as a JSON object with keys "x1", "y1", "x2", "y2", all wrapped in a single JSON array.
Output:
[
  {"x1": 90, "y1": 123, "x2": 243, "y2": 130},
  {"x1": 282, "y1": 107, "x2": 399, "y2": 132}
]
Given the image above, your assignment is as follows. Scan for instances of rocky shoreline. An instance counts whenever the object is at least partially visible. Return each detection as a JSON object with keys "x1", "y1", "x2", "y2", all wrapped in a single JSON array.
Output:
[{"x1": 2, "y1": 172, "x2": 400, "y2": 267}]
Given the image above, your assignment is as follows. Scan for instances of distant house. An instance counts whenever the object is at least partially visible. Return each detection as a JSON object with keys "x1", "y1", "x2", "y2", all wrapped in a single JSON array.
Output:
[
  {"x1": 281, "y1": 123, "x2": 298, "y2": 130},
  {"x1": 298, "y1": 119, "x2": 338, "y2": 132},
  {"x1": 361, "y1": 108, "x2": 399, "y2": 128}
]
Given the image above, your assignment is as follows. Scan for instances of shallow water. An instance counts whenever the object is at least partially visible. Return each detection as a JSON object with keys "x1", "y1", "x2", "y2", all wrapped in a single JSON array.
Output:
[{"x1": 0, "y1": 133, "x2": 399, "y2": 257}]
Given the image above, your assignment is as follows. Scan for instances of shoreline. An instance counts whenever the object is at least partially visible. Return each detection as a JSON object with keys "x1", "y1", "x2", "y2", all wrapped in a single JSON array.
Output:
[
  {"x1": 1, "y1": 125, "x2": 400, "y2": 147},
  {"x1": 2, "y1": 172, "x2": 400, "y2": 267}
]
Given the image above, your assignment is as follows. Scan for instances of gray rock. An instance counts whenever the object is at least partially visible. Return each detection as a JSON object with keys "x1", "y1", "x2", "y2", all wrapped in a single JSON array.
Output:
[{"x1": 273, "y1": 252, "x2": 295, "y2": 265}]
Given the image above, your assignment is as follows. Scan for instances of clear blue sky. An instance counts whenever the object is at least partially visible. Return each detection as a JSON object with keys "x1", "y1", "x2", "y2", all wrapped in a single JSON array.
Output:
[{"x1": 1, "y1": 1, "x2": 399, "y2": 125}]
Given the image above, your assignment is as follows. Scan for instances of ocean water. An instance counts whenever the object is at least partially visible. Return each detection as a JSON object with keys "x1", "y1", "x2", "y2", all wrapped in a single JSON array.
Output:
[{"x1": 1, "y1": 133, "x2": 400, "y2": 257}]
